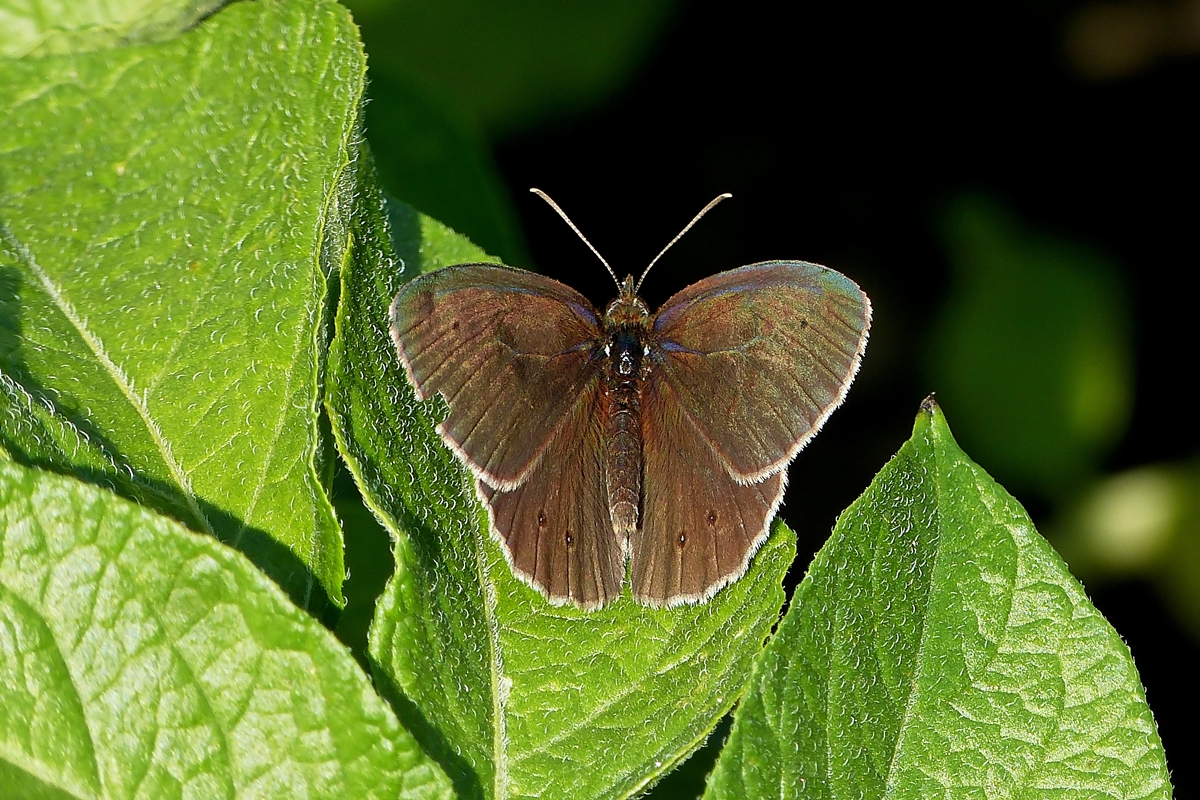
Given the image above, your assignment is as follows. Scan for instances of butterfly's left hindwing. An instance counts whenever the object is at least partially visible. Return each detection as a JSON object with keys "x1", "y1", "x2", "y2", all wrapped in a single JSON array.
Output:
[{"x1": 480, "y1": 383, "x2": 624, "y2": 609}]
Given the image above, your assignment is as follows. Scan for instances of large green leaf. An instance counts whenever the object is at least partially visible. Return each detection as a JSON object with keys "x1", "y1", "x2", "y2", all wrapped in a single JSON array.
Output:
[
  {"x1": 0, "y1": 456, "x2": 452, "y2": 799},
  {"x1": 0, "y1": 0, "x2": 363, "y2": 610},
  {"x1": 326, "y1": 199, "x2": 794, "y2": 799},
  {"x1": 705, "y1": 399, "x2": 1171, "y2": 799}
]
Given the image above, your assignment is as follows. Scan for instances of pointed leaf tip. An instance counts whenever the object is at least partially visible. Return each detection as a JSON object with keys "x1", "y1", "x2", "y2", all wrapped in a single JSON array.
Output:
[{"x1": 706, "y1": 392, "x2": 1170, "y2": 800}]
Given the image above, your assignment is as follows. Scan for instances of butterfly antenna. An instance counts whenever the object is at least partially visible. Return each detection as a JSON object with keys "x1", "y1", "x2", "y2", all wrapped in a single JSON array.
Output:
[
  {"x1": 636, "y1": 192, "x2": 732, "y2": 292},
  {"x1": 530, "y1": 188, "x2": 621, "y2": 289}
]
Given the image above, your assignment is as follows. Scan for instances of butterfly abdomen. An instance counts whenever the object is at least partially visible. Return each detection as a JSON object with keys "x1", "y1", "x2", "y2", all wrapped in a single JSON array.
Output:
[{"x1": 603, "y1": 325, "x2": 647, "y2": 537}]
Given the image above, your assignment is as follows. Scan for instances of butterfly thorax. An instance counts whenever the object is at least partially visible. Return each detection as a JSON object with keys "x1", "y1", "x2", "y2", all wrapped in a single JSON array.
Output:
[{"x1": 601, "y1": 281, "x2": 652, "y2": 537}]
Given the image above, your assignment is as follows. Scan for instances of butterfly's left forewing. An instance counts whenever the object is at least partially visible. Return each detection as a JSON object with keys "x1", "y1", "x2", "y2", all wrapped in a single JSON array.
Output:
[
  {"x1": 391, "y1": 264, "x2": 604, "y2": 489},
  {"x1": 391, "y1": 264, "x2": 623, "y2": 607}
]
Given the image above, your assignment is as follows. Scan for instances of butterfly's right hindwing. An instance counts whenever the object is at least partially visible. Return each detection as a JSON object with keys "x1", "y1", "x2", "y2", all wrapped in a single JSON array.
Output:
[{"x1": 632, "y1": 373, "x2": 785, "y2": 607}]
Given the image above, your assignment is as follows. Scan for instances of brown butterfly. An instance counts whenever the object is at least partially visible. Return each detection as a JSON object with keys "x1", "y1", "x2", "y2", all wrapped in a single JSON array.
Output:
[{"x1": 390, "y1": 191, "x2": 870, "y2": 610}]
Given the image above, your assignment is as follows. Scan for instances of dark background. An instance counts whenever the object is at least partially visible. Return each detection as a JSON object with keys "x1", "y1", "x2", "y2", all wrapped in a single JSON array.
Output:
[{"x1": 345, "y1": 0, "x2": 1199, "y2": 793}]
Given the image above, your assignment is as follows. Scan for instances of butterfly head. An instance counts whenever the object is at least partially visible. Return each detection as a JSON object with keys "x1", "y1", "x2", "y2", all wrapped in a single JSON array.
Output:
[{"x1": 604, "y1": 278, "x2": 651, "y2": 329}]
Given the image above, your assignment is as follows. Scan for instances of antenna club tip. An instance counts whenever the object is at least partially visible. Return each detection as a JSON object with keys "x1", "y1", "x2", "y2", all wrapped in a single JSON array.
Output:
[{"x1": 720, "y1": 192, "x2": 733, "y2": 199}]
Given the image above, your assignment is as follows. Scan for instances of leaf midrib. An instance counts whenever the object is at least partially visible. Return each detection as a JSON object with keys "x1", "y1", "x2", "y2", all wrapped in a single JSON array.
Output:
[
  {"x1": 1, "y1": 221, "x2": 214, "y2": 537},
  {"x1": 879, "y1": 436, "x2": 941, "y2": 799}
]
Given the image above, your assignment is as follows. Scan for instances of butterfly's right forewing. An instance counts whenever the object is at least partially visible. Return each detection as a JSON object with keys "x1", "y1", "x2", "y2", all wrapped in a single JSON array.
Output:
[
  {"x1": 630, "y1": 261, "x2": 869, "y2": 606},
  {"x1": 652, "y1": 261, "x2": 871, "y2": 482},
  {"x1": 390, "y1": 264, "x2": 604, "y2": 488}
]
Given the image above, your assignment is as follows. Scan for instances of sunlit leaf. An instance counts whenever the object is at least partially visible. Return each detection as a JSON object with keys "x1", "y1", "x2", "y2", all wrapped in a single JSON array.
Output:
[
  {"x1": 705, "y1": 399, "x2": 1171, "y2": 799},
  {"x1": 0, "y1": 0, "x2": 364, "y2": 610},
  {"x1": 0, "y1": 0, "x2": 223, "y2": 57},
  {"x1": 0, "y1": 456, "x2": 452, "y2": 799}
]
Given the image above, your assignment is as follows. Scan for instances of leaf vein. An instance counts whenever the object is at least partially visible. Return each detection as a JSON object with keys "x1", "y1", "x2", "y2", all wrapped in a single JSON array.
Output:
[{"x1": 1, "y1": 221, "x2": 214, "y2": 536}]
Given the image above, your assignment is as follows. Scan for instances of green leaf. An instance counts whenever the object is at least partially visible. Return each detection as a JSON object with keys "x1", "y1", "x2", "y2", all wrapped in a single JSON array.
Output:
[
  {"x1": 926, "y1": 194, "x2": 1133, "y2": 498},
  {"x1": 0, "y1": 0, "x2": 364, "y2": 610},
  {"x1": 705, "y1": 399, "x2": 1171, "y2": 799},
  {"x1": 0, "y1": 456, "x2": 453, "y2": 799},
  {"x1": 0, "y1": 0, "x2": 223, "y2": 58},
  {"x1": 326, "y1": 199, "x2": 794, "y2": 799}
]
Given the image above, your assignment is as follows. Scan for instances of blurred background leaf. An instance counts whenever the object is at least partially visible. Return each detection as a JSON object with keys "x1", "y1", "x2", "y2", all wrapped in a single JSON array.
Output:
[
  {"x1": 363, "y1": 73, "x2": 527, "y2": 263},
  {"x1": 925, "y1": 194, "x2": 1133, "y2": 500},
  {"x1": 1064, "y1": 0, "x2": 1200, "y2": 80},
  {"x1": 345, "y1": 0, "x2": 679, "y2": 138},
  {"x1": 0, "y1": 0, "x2": 224, "y2": 57},
  {"x1": 344, "y1": 0, "x2": 679, "y2": 265},
  {"x1": 1055, "y1": 461, "x2": 1200, "y2": 639}
]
